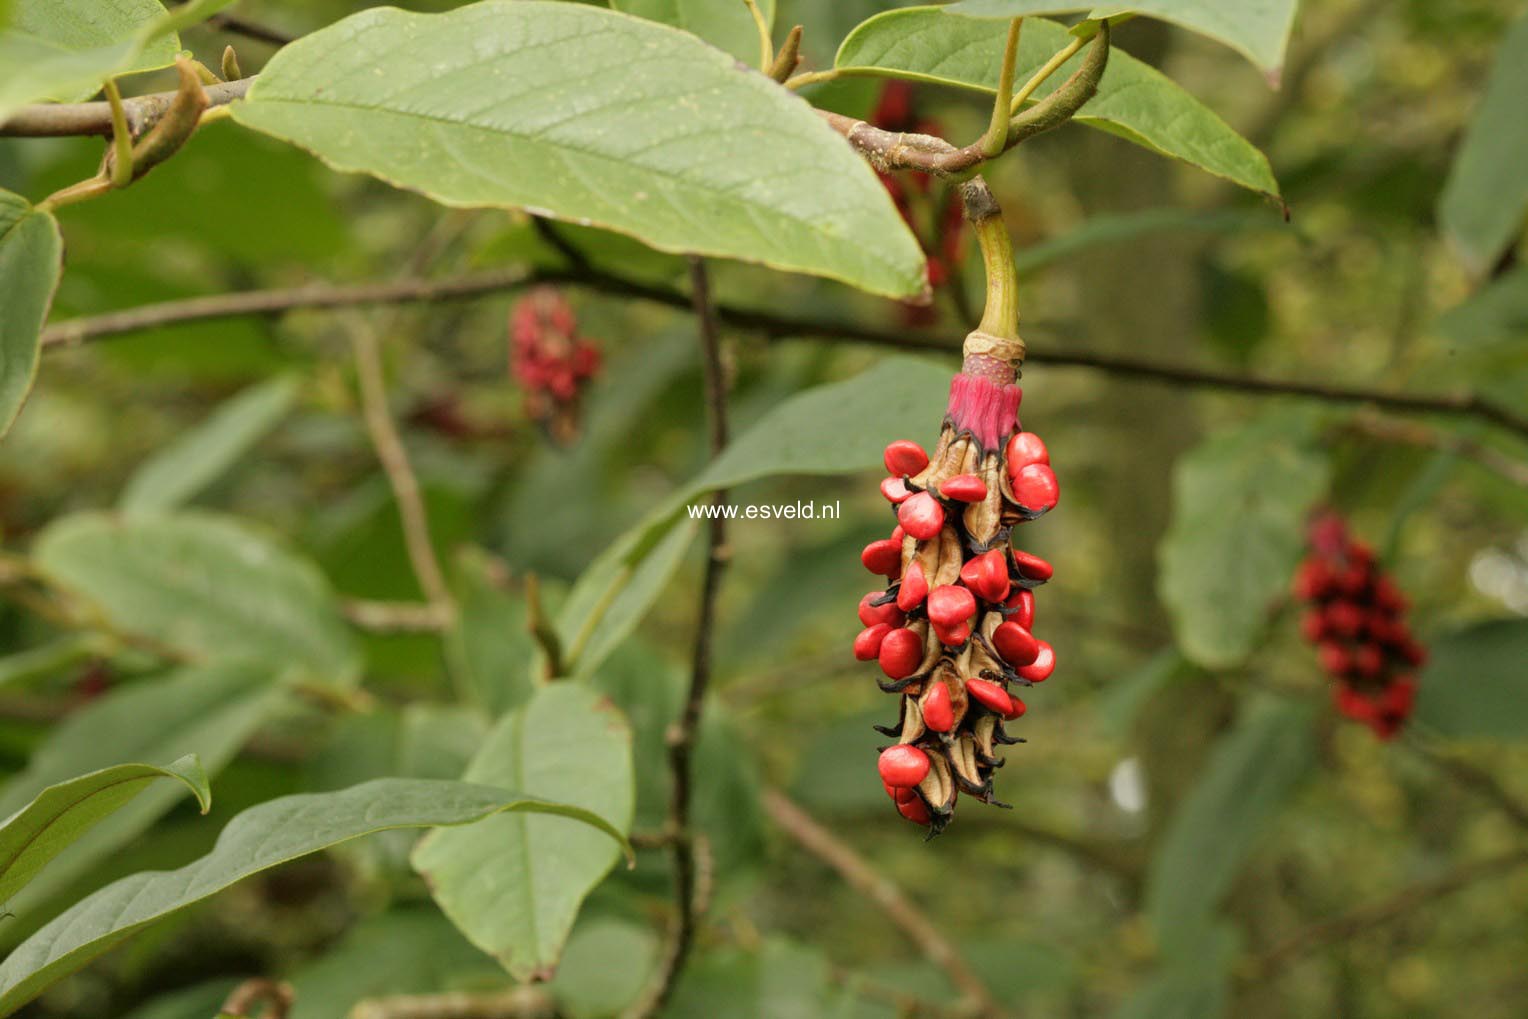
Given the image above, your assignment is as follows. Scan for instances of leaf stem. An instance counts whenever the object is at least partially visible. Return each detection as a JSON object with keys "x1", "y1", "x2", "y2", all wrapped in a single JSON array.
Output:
[
  {"x1": 103, "y1": 80, "x2": 133, "y2": 188},
  {"x1": 784, "y1": 67, "x2": 841, "y2": 90},
  {"x1": 742, "y1": 0, "x2": 772, "y2": 72},
  {"x1": 1011, "y1": 35, "x2": 1085, "y2": 113},
  {"x1": 981, "y1": 19, "x2": 1023, "y2": 159},
  {"x1": 962, "y1": 177, "x2": 1021, "y2": 343}
]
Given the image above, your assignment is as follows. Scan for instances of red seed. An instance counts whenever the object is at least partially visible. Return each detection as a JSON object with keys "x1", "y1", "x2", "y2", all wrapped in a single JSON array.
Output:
[
  {"x1": 890, "y1": 525, "x2": 906, "y2": 544},
  {"x1": 960, "y1": 549, "x2": 1010, "y2": 603},
  {"x1": 858, "y1": 591, "x2": 905, "y2": 628},
  {"x1": 880, "y1": 476, "x2": 913, "y2": 504},
  {"x1": 1318, "y1": 642, "x2": 1351, "y2": 675},
  {"x1": 1005, "y1": 587, "x2": 1036, "y2": 629},
  {"x1": 933, "y1": 621, "x2": 972, "y2": 647},
  {"x1": 1399, "y1": 638, "x2": 1428, "y2": 667},
  {"x1": 884, "y1": 440, "x2": 930, "y2": 477},
  {"x1": 993, "y1": 622, "x2": 1040, "y2": 667},
  {"x1": 896, "y1": 794, "x2": 932, "y2": 825},
  {"x1": 922, "y1": 681, "x2": 954, "y2": 732},
  {"x1": 861, "y1": 539, "x2": 902, "y2": 577},
  {"x1": 1300, "y1": 610, "x2": 1328, "y2": 642},
  {"x1": 1017, "y1": 641, "x2": 1055, "y2": 682},
  {"x1": 1004, "y1": 695, "x2": 1027, "y2": 720},
  {"x1": 1335, "y1": 684, "x2": 1375, "y2": 722},
  {"x1": 897, "y1": 560, "x2": 929, "y2": 612},
  {"x1": 1011, "y1": 549, "x2": 1054, "y2": 583},
  {"x1": 1292, "y1": 559, "x2": 1334, "y2": 600},
  {"x1": 897, "y1": 492, "x2": 945, "y2": 540},
  {"x1": 1373, "y1": 576, "x2": 1408, "y2": 613},
  {"x1": 1005, "y1": 431, "x2": 1049, "y2": 468},
  {"x1": 1387, "y1": 675, "x2": 1417, "y2": 713},
  {"x1": 1353, "y1": 643, "x2": 1384, "y2": 677},
  {"x1": 965, "y1": 677, "x2": 1014, "y2": 715},
  {"x1": 854, "y1": 624, "x2": 891, "y2": 662},
  {"x1": 878, "y1": 744, "x2": 930, "y2": 787},
  {"x1": 878, "y1": 627, "x2": 924, "y2": 679},
  {"x1": 927, "y1": 584, "x2": 976, "y2": 629},
  {"x1": 1010, "y1": 463, "x2": 1059, "y2": 515},
  {"x1": 1337, "y1": 564, "x2": 1369, "y2": 597},
  {"x1": 1324, "y1": 601, "x2": 1363, "y2": 638},
  {"x1": 939, "y1": 473, "x2": 988, "y2": 502}
]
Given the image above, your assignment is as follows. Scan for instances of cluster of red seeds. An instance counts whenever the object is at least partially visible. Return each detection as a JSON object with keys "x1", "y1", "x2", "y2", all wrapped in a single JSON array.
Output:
[
  {"x1": 855, "y1": 366, "x2": 1060, "y2": 834},
  {"x1": 873, "y1": 82, "x2": 966, "y2": 324},
  {"x1": 1293, "y1": 513, "x2": 1426, "y2": 740},
  {"x1": 509, "y1": 287, "x2": 602, "y2": 444}
]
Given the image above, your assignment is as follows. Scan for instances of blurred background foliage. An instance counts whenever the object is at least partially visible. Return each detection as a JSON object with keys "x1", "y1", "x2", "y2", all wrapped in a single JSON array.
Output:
[{"x1": 2, "y1": 0, "x2": 1527, "y2": 1017}]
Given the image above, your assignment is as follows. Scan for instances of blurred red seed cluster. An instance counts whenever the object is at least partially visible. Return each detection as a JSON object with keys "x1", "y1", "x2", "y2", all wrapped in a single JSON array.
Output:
[
  {"x1": 509, "y1": 287, "x2": 602, "y2": 444},
  {"x1": 872, "y1": 81, "x2": 966, "y2": 323},
  {"x1": 1293, "y1": 512, "x2": 1427, "y2": 740}
]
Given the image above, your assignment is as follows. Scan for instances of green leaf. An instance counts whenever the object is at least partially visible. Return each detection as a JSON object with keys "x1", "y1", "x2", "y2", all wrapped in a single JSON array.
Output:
[
  {"x1": 119, "y1": 376, "x2": 300, "y2": 516},
  {"x1": 287, "y1": 908, "x2": 502, "y2": 1019},
  {"x1": 0, "y1": 756, "x2": 207, "y2": 907},
  {"x1": 0, "y1": 0, "x2": 232, "y2": 121},
  {"x1": 1437, "y1": 13, "x2": 1528, "y2": 276},
  {"x1": 1114, "y1": 922, "x2": 1238, "y2": 1019},
  {"x1": 0, "y1": 662, "x2": 284, "y2": 922},
  {"x1": 0, "y1": 778, "x2": 629, "y2": 1017},
  {"x1": 448, "y1": 547, "x2": 538, "y2": 717},
  {"x1": 412, "y1": 684, "x2": 635, "y2": 982},
  {"x1": 550, "y1": 918, "x2": 660, "y2": 1018},
  {"x1": 834, "y1": 9, "x2": 1279, "y2": 196},
  {"x1": 1157, "y1": 409, "x2": 1331, "y2": 669},
  {"x1": 558, "y1": 357, "x2": 949, "y2": 652},
  {"x1": 1014, "y1": 208, "x2": 1285, "y2": 276},
  {"x1": 0, "y1": 634, "x2": 103, "y2": 691},
  {"x1": 33, "y1": 510, "x2": 361, "y2": 683},
  {"x1": 612, "y1": 0, "x2": 775, "y2": 66},
  {"x1": 1144, "y1": 699, "x2": 1315, "y2": 953},
  {"x1": 1435, "y1": 263, "x2": 1528, "y2": 347},
  {"x1": 0, "y1": 189, "x2": 62, "y2": 440},
  {"x1": 231, "y1": 1, "x2": 926, "y2": 299},
  {"x1": 1415, "y1": 619, "x2": 1528, "y2": 741},
  {"x1": 943, "y1": 0, "x2": 1299, "y2": 77},
  {"x1": 565, "y1": 517, "x2": 698, "y2": 678}
]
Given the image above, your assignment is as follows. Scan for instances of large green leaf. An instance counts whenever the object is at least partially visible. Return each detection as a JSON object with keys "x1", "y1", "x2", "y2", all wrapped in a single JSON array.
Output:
[
  {"x1": 0, "y1": 662, "x2": 284, "y2": 922},
  {"x1": 0, "y1": 0, "x2": 234, "y2": 121},
  {"x1": 448, "y1": 547, "x2": 538, "y2": 717},
  {"x1": 0, "y1": 778, "x2": 629, "y2": 1017},
  {"x1": 944, "y1": 0, "x2": 1299, "y2": 76},
  {"x1": 1157, "y1": 409, "x2": 1331, "y2": 669},
  {"x1": 0, "y1": 756, "x2": 207, "y2": 907},
  {"x1": 412, "y1": 684, "x2": 635, "y2": 982},
  {"x1": 1415, "y1": 619, "x2": 1528, "y2": 741},
  {"x1": 0, "y1": 189, "x2": 61, "y2": 440},
  {"x1": 1435, "y1": 264, "x2": 1528, "y2": 347},
  {"x1": 612, "y1": 0, "x2": 775, "y2": 66},
  {"x1": 1144, "y1": 699, "x2": 1316, "y2": 954},
  {"x1": 231, "y1": 1, "x2": 926, "y2": 299},
  {"x1": 558, "y1": 357, "x2": 950, "y2": 655},
  {"x1": 33, "y1": 510, "x2": 360, "y2": 683},
  {"x1": 119, "y1": 376, "x2": 300, "y2": 517},
  {"x1": 834, "y1": 9, "x2": 1278, "y2": 197},
  {"x1": 1437, "y1": 13, "x2": 1528, "y2": 277}
]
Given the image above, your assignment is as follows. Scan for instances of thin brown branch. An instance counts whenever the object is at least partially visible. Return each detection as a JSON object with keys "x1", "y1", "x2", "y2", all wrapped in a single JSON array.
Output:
[
  {"x1": 348, "y1": 987, "x2": 555, "y2": 1019},
  {"x1": 1245, "y1": 847, "x2": 1528, "y2": 982},
  {"x1": 343, "y1": 317, "x2": 455, "y2": 617},
  {"x1": 219, "y1": 978, "x2": 294, "y2": 1019},
  {"x1": 626, "y1": 258, "x2": 731, "y2": 1019},
  {"x1": 341, "y1": 598, "x2": 453, "y2": 633},
  {"x1": 1344, "y1": 413, "x2": 1528, "y2": 489},
  {"x1": 762, "y1": 788, "x2": 1003, "y2": 1019},
  {"x1": 0, "y1": 78, "x2": 252, "y2": 138},
  {"x1": 35, "y1": 266, "x2": 1528, "y2": 442},
  {"x1": 818, "y1": 23, "x2": 1108, "y2": 177},
  {"x1": 205, "y1": 12, "x2": 297, "y2": 48}
]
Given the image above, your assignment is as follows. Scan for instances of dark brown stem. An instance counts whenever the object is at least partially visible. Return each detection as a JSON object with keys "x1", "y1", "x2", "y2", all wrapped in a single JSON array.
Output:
[
  {"x1": 818, "y1": 23, "x2": 1108, "y2": 177},
  {"x1": 761, "y1": 789, "x2": 1003, "y2": 1018},
  {"x1": 36, "y1": 267, "x2": 1528, "y2": 442},
  {"x1": 626, "y1": 258, "x2": 731, "y2": 1019},
  {"x1": 205, "y1": 12, "x2": 297, "y2": 48},
  {"x1": 1245, "y1": 848, "x2": 1528, "y2": 982},
  {"x1": 0, "y1": 78, "x2": 252, "y2": 137}
]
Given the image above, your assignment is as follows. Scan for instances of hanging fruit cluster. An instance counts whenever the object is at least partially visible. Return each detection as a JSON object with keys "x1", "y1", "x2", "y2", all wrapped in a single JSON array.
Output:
[
  {"x1": 1293, "y1": 513, "x2": 1426, "y2": 740},
  {"x1": 872, "y1": 81, "x2": 965, "y2": 325},
  {"x1": 854, "y1": 176, "x2": 1057, "y2": 835},
  {"x1": 509, "y1": 287, "x2": 602, "y2": 445}
]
